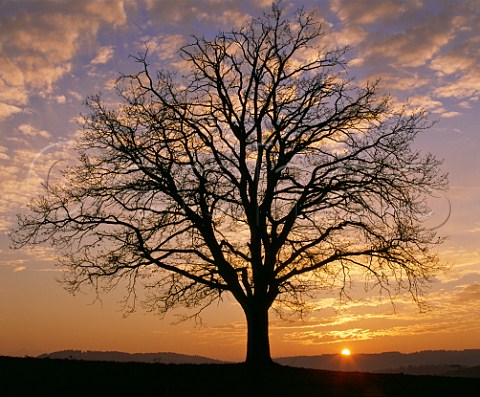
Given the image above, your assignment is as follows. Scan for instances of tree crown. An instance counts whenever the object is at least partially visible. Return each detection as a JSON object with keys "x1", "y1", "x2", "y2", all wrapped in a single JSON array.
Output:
[{"x1": 14, "y1": 3, "x2": 448, "y2": 319}]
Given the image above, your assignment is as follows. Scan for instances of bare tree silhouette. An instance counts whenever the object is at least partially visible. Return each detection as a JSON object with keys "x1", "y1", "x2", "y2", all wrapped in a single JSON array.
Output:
[{"x1": 13, "y1": 3, "x2": 447, "y2": 366}]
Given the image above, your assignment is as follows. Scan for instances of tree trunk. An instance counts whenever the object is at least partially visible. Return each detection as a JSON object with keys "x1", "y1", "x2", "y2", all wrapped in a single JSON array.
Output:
[{"x1": 244, "y1": 302, "x2": 273, "y2": 366}]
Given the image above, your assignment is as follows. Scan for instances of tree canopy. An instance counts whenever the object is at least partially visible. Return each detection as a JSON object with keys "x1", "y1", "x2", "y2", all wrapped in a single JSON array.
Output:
[{"x1": 13, "y1": 3, "x2": 448, "y2": 365}]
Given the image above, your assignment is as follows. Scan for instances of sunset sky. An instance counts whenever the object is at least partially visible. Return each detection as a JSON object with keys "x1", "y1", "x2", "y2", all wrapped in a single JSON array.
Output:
[{"x1": 1, "y1": 0, "x2": 479, "y2": 362}]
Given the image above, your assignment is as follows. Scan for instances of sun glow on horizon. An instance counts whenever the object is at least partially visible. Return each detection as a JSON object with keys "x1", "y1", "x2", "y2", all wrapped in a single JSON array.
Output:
[{"x1": 341, "y1": 349, "x2": 351, "y2": 356}]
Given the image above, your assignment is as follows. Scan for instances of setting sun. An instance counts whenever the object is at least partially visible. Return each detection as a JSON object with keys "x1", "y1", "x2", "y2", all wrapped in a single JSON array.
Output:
[{"x1": 341, "y1": 349, "x2": 351, "y2": 356}]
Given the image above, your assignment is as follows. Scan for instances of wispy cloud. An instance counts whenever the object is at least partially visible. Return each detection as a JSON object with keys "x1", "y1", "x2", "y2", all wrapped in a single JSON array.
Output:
[
  {"x1": 331, "y1": 0, "x2": 419, "y2": 26},
  {"x1": 91, "y1": 46, "x2": 115, "y2": 65},
  {"x1": 0, "y1": 103, "x2": 22, "y2": 121},
  {"x1": 140, "y1": 34, "x2": 185, "y2": 61},
  {"x1": 18, "y1": 124, "x2": 51, "y2": 138},
  {"x1": 0, "y1": 0, "x2": 127, "y2": 120}
]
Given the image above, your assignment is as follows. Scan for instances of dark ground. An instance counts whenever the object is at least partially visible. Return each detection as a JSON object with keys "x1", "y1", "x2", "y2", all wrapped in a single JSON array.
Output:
[{"x1": 2, "y1": 356, "x2": 480, "y2": 396}]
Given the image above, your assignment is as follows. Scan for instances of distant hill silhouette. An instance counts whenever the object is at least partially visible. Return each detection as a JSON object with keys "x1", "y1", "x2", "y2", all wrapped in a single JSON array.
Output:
[
  {"x1": 37, "y1": 349, "x2": 223, "y2": 364},
  {"x1": 36, "y1": 349, "x2": 480, "y2": 377},
  {"x1": 274, "y1": 350, "x2": 480, "y2": 376},
  {"x1": 443, "y1": 365, "x2": 480, "y2": 378}
]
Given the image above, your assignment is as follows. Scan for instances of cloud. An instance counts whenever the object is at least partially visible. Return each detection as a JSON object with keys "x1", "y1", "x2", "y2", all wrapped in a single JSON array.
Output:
[
  {"x1": 429, "y1": 22, "x2": 480, "y2": 100},
  {"x1": 0, "y1": 0, "x2": 127, "y2": 114},
  {"x1": 84, "y1": 0, "x2": 127, "y2": 27},
  {"x1": 329, "y1": 0, "x2": 434, "y2": 72},
  {"x1": 268, "y1": 266, "x2": 480, "y2": 346},
  {"x1": 0, "y1": 61, "x2": 28, "y2": 108},
  {"x1": 331, "y1": 0, "x2": 419, "y2": 26},
  {"x1": 440, "y1": 111, "x2": 461, "y2": 118},
  {"x1": 280, "y1": 306, "x2": 479, "y2": 345},
  {"x1": 0, "y1": 3, "x2": 130, "y2": 230},
  {"x1": 458, "y1": 100, "x2": 473, "y2": 109},
  {"x1": 67, "y1": 90, "x2": 84, "y2": 101},
  {"x1": 327, "y1": 0, "x2": 480, "y2": 107},
  {"x1": 52, "y1": 95, "x2": 67, "y2": 104},
  {"x1": 18, "y1": 124, "x2": 51, "y2": 139},
  {"x1": 325, "y1": 25, "x2": 368, "y2": 49},
  {"x1": 0, "y1": 137, "x2": 77, "y2": 230},
  {"x1": 141, "y1": 0, "x2": 269, "y2": 31},
  {"x1": 363, "y1": 18, "x2": 455, "y2": 68},
  {"x1": 408, "y1": 95, "x2": 443, "y2": 111},
  {"x1": 365, "y1": 72, "x2": 430, "y2": 95},
  {"x1": 0, "y1": 103, "x2": 22, "y2": 121},
  {"x1": 91, "y1": 46, "x2": 115, "y2": 65},
  {"x1": 430, "y1": 49, "x2": 477, "y2": 77},
  {"x1": 0, "y1": 146, "x2": 9, "y2": 160},
  {"x1": 433, "y1": 73, "x2": 480, "y2": 99},
  {"x1": 454, "y1": 282, "x2": 480, "y2": 304},
  {"x1": 141, "y1": 34, "x2": 185, "y2": 61},
  {"x1": 0, "y1": 258, "x2": 29, "y2": 273},
  {"x1": 215, "y1": 9, "x2": 250, "y2": 28}
]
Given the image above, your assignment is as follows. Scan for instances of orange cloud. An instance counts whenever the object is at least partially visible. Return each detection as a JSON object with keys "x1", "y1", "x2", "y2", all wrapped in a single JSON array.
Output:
[
  {"x1": 332, "y1": 0, "x2": 419, "y2": 25},
  {"x1": 0, "y1": 0, "x2": 127, "y2": 115},
  {"x1": 91, "y1": 47, "x2": 115, "y2": 65}
]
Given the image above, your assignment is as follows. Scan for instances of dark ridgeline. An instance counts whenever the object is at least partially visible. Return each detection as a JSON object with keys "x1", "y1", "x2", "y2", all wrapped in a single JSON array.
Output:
[
  {"x1": 275, "y1": 349, "x2": 480, "y2": 376},
  {"x1": 36, "y1": 349, "x2": 480, "y2": 377},
  {"x1": 36, "y1": 349, "x2": 223, "y2": 364}
]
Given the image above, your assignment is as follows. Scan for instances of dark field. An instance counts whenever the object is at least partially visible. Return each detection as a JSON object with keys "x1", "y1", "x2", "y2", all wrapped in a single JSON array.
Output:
[{"x1": 2, "y1": 356, "x2": 480, "y2": 396}]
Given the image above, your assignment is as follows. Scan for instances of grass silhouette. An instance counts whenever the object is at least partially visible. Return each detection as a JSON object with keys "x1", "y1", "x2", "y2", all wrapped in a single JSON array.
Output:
[{"x1": 2, "y1": 356, "x2": 480, "y2": 396}]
